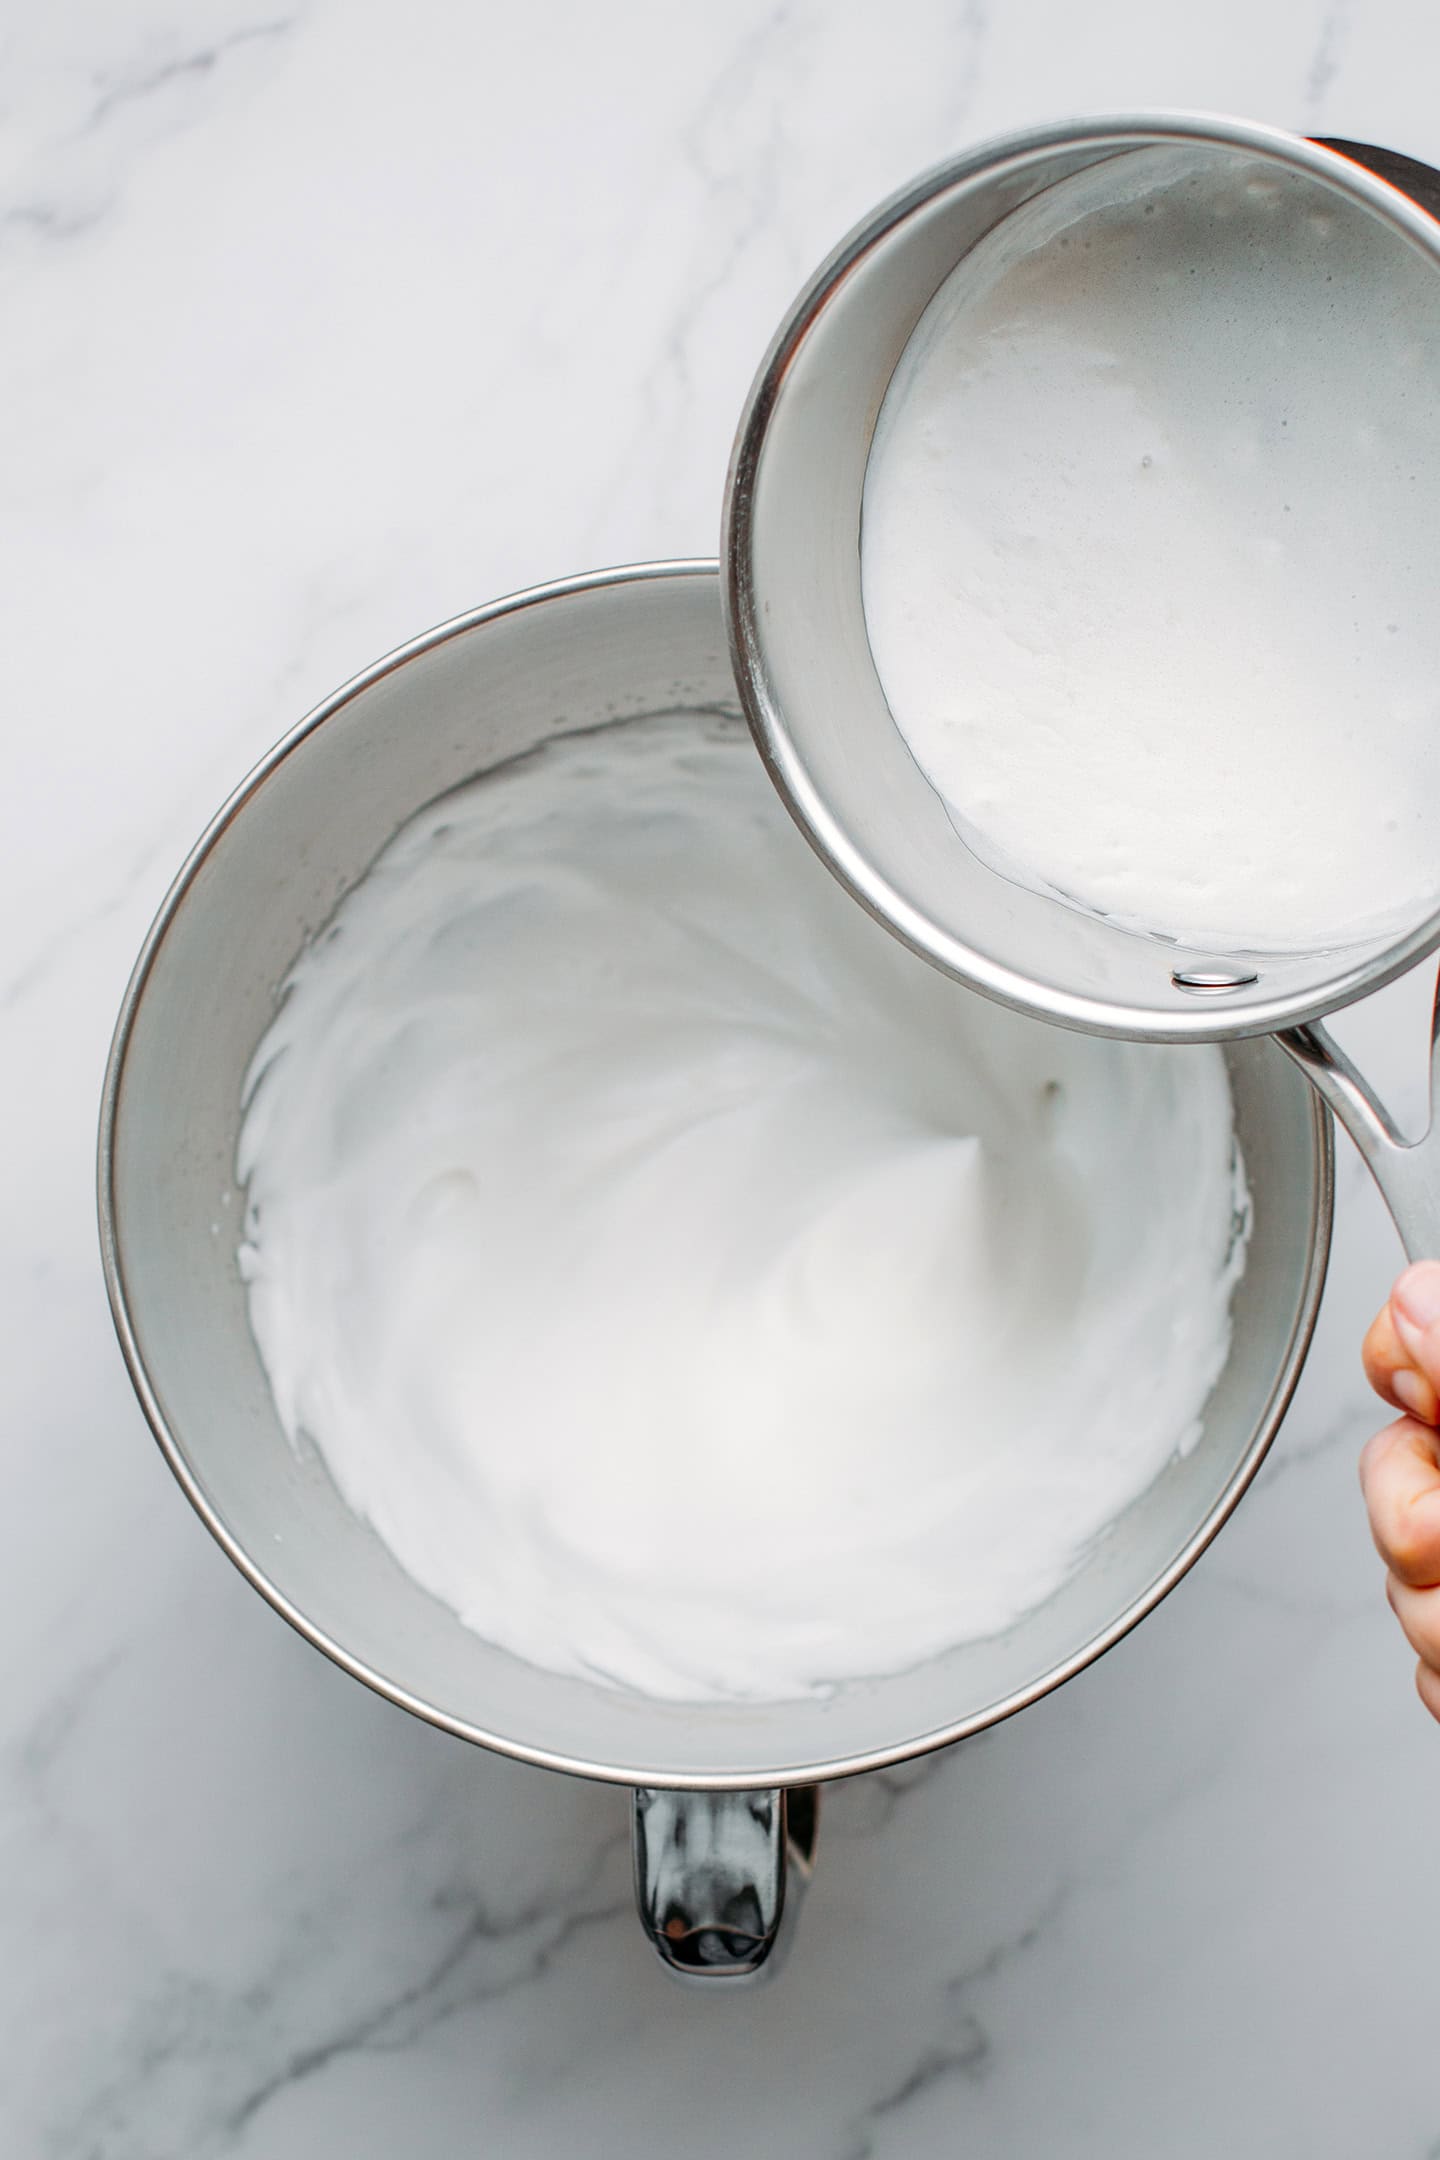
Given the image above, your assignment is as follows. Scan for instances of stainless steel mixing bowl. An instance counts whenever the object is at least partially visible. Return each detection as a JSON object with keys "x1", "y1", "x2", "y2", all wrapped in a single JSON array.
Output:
[{"x1": 99, "y1": 561, "x2": 1332, "y2": 1977}]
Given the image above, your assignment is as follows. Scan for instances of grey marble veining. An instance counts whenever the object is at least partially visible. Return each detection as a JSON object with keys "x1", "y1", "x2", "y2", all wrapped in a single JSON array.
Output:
[{"x1": 7, "y1": 1, "x2": 1440, "y2": 2152}]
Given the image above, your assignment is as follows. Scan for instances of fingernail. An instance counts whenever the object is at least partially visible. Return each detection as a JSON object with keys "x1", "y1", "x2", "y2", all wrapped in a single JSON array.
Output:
[
  {"x1": 1393, "y1": 1262, "x2": 1440, "y2": 1358},
  {"x1": 1393, "y1": 1368, "x2": 1434, "y2": 1420}
]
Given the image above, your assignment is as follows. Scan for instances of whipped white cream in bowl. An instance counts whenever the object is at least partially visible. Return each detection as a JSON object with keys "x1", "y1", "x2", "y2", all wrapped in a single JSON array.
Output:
[{"x1": 99, "y1": 562, "x2": 1331, "y2": 1977}]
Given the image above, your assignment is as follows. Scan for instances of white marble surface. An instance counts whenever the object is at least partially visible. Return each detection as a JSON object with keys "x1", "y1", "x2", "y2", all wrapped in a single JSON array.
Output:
[{"x1": 7, "y1": 1, "x2": 1440, "y2": 2152}]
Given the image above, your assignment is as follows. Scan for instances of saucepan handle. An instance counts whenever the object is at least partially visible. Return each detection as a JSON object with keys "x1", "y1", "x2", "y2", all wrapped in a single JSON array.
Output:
[
  {"x1": 631, "y1": 1785, "x2": 819, "y2": 1979},
  {"x1": 1279, "y1": 968, "x2": 1440, "y2": 1259}
]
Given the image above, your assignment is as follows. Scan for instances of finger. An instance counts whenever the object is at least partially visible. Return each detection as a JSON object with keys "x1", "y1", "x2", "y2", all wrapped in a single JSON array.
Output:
[
  {"x1": 1360, "y1": 1418, "x2": 1440, "y2": 1586},
  {"x1": 1389, "y1": 1262, "x2": 1440, "y2": 1401},
  {"x1": 1416, "y1": 1659, "x2": 1440, "y2": 1725},
  {"x1": 1386, "y1": 1573, "x2": 1440, "y2": 1667},
  {"x1": 1362, "y1": 1301, "x2": 1439, "y2": 1422}
]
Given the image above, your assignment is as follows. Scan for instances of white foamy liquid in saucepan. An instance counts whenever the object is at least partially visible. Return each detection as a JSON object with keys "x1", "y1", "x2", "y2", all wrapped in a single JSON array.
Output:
[
  {"x1": 238, "y1": 713, "x2": 1249, "y2": 1703},
  {"x1": 861, "y1": 150, "x2": 1440, "y2": 954}
]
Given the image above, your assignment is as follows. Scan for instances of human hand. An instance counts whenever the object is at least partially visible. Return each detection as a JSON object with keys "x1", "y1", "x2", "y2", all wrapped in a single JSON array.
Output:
[{"x1": 1362, "y1": 1261, "x2": 1440, "y2": 1722}]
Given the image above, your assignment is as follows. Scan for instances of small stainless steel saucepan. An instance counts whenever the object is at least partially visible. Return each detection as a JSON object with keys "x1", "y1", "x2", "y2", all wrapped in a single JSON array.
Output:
[{"x1": 723, "y1": 113, "x2": 1440, "y2": 1258}]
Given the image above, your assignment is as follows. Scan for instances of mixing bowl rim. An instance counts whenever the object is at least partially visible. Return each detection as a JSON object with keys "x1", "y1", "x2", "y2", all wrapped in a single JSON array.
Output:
[{"x1": 96, "y1": 556, "x2": 1336, "y2": 1790}]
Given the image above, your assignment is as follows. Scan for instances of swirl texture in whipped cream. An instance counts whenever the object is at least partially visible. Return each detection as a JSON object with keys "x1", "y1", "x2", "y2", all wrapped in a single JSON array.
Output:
[{"x1": 238, "y1": 712, "x2": 1249, "y2": 1702}]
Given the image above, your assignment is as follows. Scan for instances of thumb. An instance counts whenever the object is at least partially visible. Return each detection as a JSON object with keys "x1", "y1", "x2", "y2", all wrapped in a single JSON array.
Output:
[
  {"x1": 1392, "y1": 1263, "x2": 1440, "y2": 1398},
  {"x1": 1363, "y1": 1264, "x2": 1440, "y2": 1424}
]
